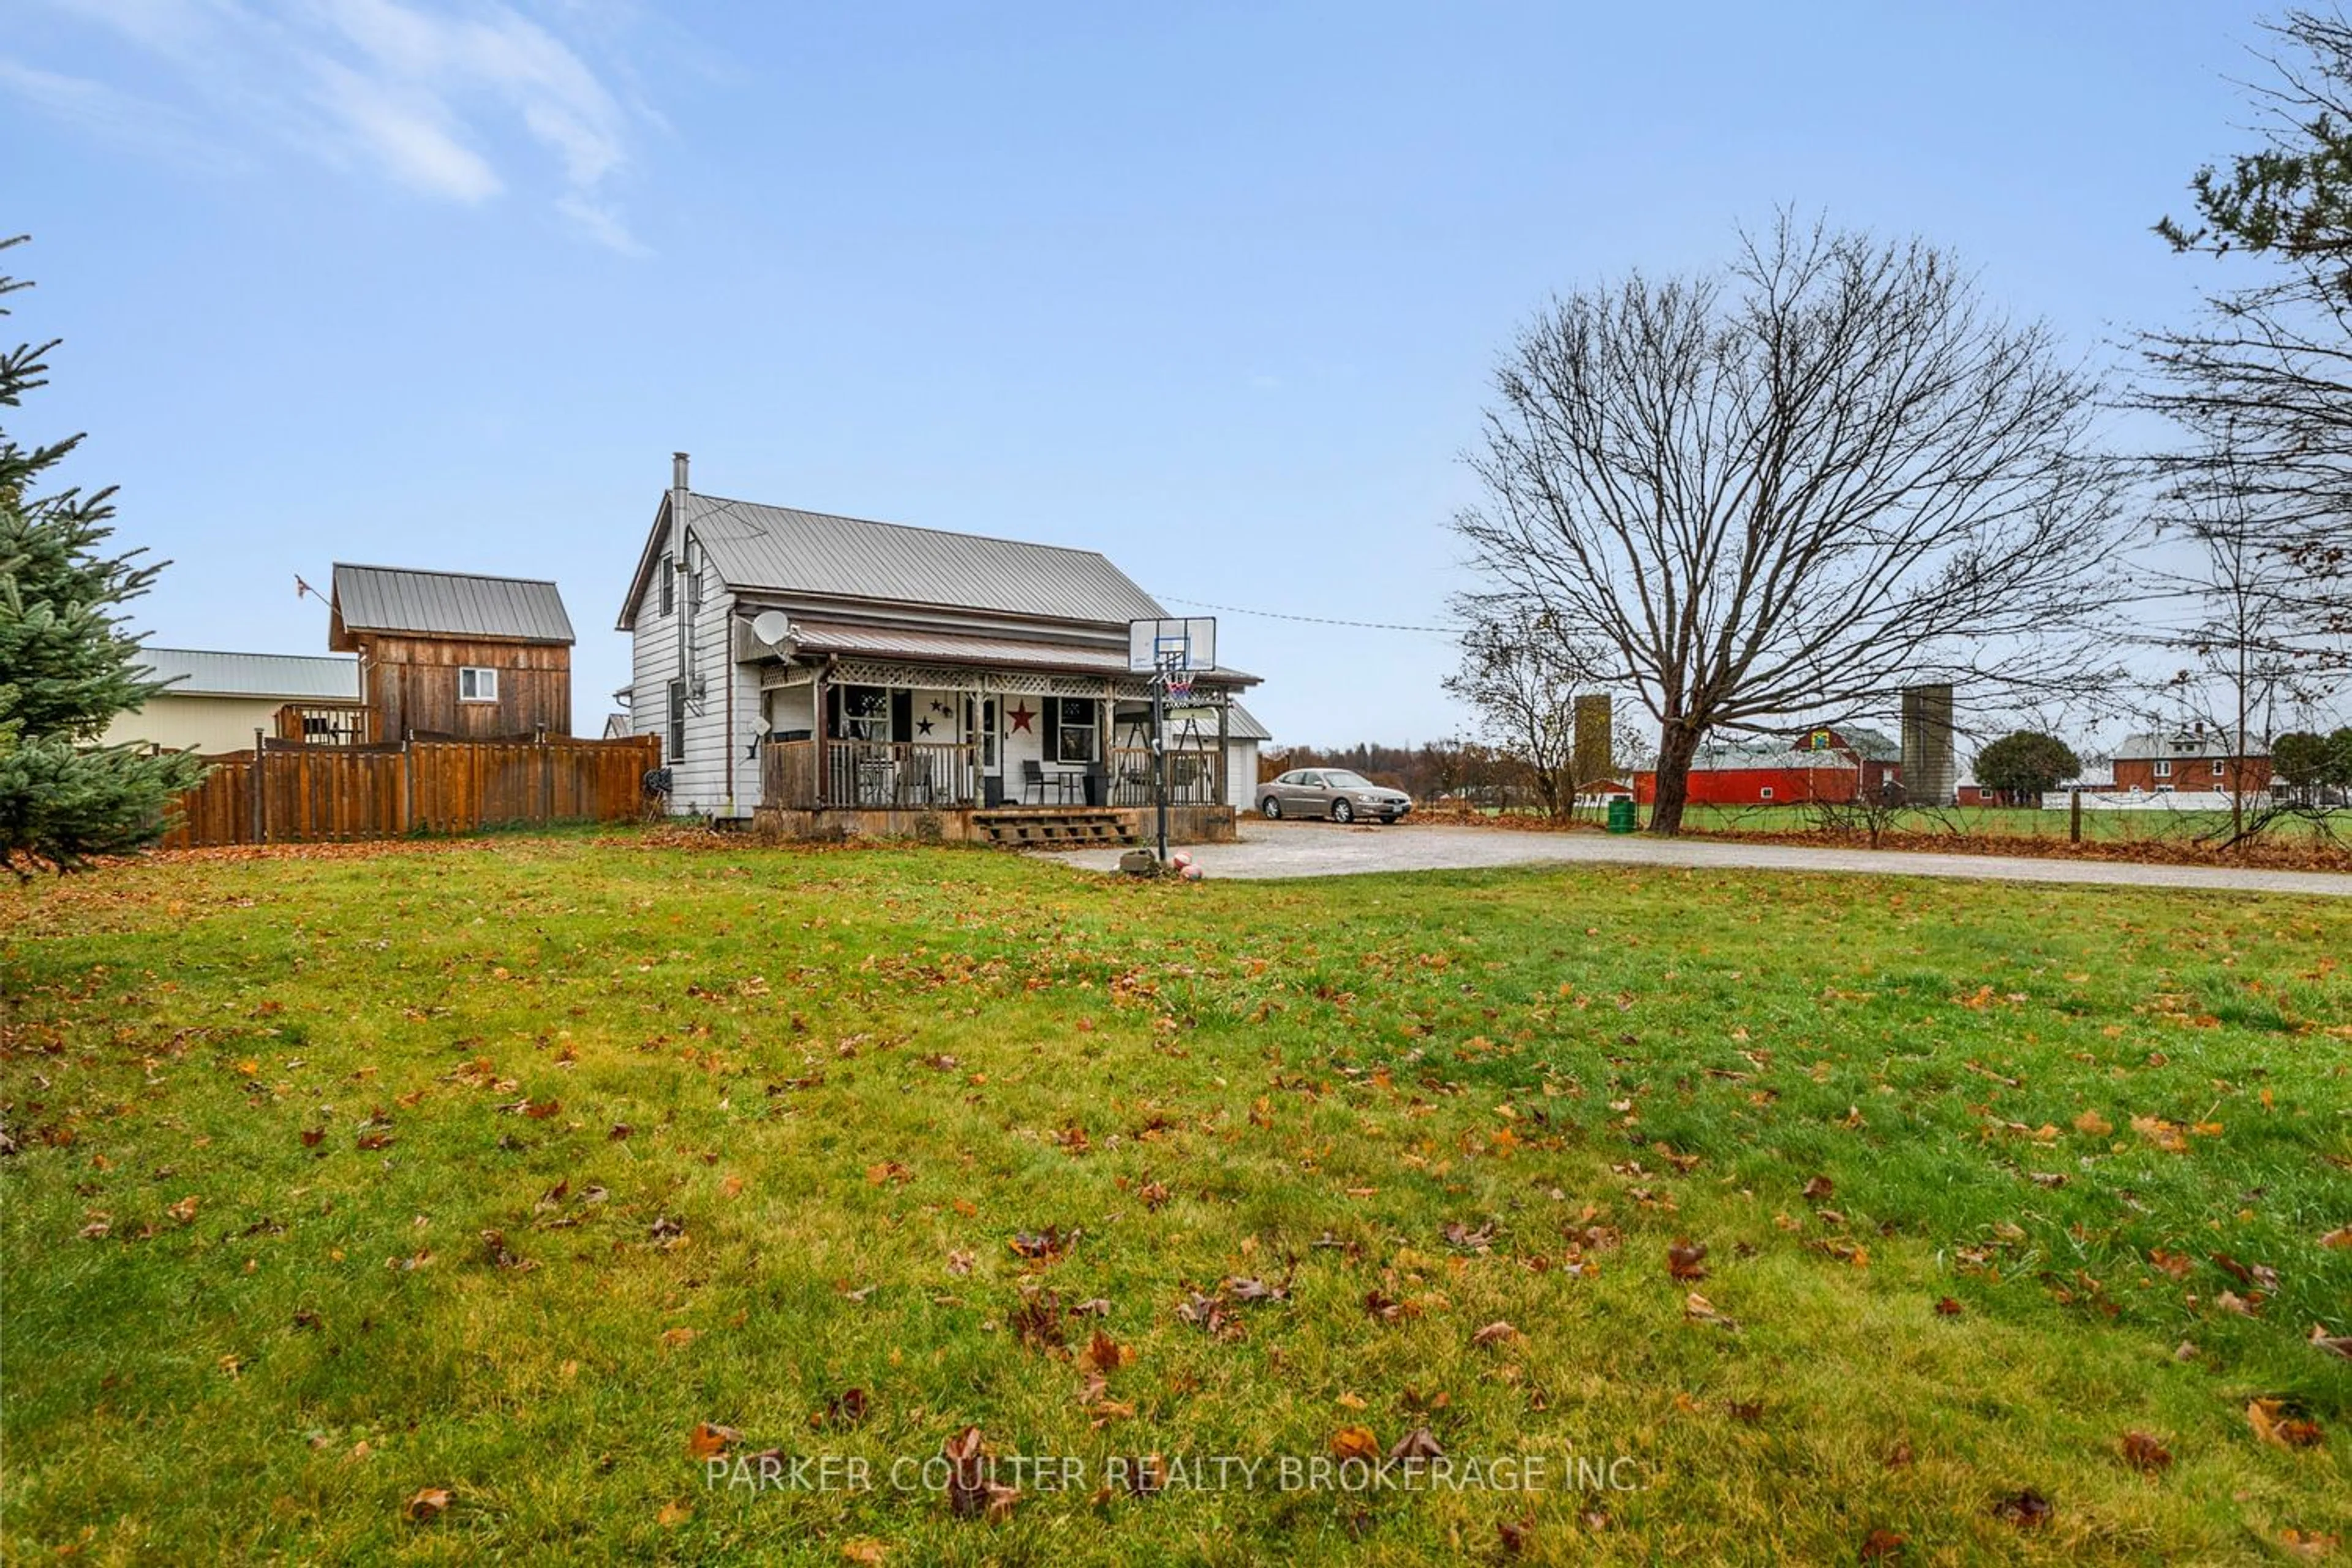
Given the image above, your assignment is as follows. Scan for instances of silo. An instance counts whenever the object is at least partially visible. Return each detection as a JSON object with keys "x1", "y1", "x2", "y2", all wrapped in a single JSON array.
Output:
[
  {"x1": 1901, "y1": 685, "x2": 1956, "y2": 805},
  {"x1": 1573, "y1": 695, "x2": 1613, "y2": 785}
]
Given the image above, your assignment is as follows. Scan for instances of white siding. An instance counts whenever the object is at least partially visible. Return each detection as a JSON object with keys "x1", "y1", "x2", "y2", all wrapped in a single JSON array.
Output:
[
  {"x1": 1225, "y1": 739, "x2": 1259, "y2": 809},
  {"x1": 631, "y1": 536, "x2": 762, "y2": 818}
]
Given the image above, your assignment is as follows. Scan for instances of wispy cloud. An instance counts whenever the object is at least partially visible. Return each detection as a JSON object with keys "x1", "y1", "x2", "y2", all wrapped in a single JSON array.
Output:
[
  {"x1": 0, "y1": 55, "x2": 242, "y2": 170},
  {"x1": 7, "y1": 0, "x2": 654, "y2": 252}
]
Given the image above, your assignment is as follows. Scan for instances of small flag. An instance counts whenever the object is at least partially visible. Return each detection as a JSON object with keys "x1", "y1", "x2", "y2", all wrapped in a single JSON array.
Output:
[{"x1": 295, "y1": 574, "x2": 318, "y2": 601}]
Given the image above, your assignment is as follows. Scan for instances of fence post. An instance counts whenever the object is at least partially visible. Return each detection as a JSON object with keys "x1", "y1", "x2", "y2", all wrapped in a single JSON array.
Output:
[
  {"x1": 2070, "y1": 788, "x2": 2082, "y2": 845},
  {"x1": 251, "y1": 728, "x2": 266, "y2": 845},
  {"x1": 540, "y1": 725, "x2": 554, "y2": 823}
]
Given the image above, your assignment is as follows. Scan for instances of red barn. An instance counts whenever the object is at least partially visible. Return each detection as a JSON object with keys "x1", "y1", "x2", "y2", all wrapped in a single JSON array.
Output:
[{"x1": 1632, "y1": 729, "x2": 1901, "y2": 806}]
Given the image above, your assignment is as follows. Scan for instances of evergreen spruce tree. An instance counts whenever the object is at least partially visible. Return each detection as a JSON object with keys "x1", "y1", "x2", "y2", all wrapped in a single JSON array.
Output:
[{"x1": 0, "y1": 237, "x2": 202, "y2": 873}]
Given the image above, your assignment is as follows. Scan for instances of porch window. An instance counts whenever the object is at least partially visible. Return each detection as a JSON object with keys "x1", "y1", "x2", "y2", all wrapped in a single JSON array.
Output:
[
  {"x1": 1049, "y1": 697, "x2": 1097, "y2": 765},
  {"x1": 837, "y1": 685, "x2": 889, "y2": 742},
  {"x1": 459, "y1": 666, "x2": 499, "y2": 703}
]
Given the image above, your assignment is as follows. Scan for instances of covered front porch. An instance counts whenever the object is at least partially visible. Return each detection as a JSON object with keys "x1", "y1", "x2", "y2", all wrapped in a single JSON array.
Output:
[{"x1": 745, "y1": 638, "x2": 1243, "y2": 842}]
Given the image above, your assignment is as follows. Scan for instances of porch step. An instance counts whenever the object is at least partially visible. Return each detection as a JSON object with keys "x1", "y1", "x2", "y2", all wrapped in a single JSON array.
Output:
[{"x1": 970, "y1": 809, "x2": 1137, "y2": 848}]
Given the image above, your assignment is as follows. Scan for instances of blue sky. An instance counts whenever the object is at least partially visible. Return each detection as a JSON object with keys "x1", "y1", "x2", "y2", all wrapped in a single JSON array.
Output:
[{"x1": 1, "y1": 0, "x2": 2296, "y2": 747}]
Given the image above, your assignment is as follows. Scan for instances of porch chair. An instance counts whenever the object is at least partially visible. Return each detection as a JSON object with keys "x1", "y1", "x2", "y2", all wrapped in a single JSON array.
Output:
[{"x1": 1021, "y1": 759, "x2": 1079, "y2": 805}]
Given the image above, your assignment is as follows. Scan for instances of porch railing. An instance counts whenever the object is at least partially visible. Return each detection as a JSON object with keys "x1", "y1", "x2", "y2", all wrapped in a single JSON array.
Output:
[
  {"x1": 1108, "y1": 747, "x2": 1224, "y2": 807},
  {"x1": 761, "y1": 738, "x2": 977, "y2": 809}
]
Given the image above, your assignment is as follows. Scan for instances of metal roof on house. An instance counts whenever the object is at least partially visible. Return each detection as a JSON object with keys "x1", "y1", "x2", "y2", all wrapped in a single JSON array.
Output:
[
  {"x1": 331, "y1": 564, "x2": 575, "y2": 645},
  {"x1": 646, "y1": 493, "x2": 1169, "y2": 628},
  {"x1": 134, "y1": 647, "x2": 361, "y2": 701},
  {"x1": 2116, "y1": 730, "x2": 2269, "y2": 761},
  {"x1": 1170, "y1": 702, "x2": 1272, "y2": 741},
  {"x1": 788, "y1": 620, "x2": 1258, "y2": 685}
]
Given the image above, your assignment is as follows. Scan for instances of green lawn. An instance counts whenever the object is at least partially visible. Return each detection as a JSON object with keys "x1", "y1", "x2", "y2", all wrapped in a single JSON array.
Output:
[{"x1": 2, "y1": 832, "x2": 2347, "y2": 1564}]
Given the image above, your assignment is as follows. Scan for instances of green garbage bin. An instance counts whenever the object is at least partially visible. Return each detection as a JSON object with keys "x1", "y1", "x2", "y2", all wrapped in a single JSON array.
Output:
[{"x1": 1605, "y1": 797, "x2": 1638, "y2": 834}]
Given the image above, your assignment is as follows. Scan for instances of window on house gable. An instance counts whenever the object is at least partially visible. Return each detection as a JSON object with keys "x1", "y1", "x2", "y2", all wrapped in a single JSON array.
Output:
[
  {"x1": 659, "y1": 556, "x2": 674, "y2": 617},
  {"x1": 458, "y1": 667, "x2": 499, "y2": 703}
]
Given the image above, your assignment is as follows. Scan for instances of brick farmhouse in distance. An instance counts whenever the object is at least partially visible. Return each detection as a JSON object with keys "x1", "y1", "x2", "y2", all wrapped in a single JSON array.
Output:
[{"x1": 2111, "y1": 728, "x2": 2272, "y2": 796}]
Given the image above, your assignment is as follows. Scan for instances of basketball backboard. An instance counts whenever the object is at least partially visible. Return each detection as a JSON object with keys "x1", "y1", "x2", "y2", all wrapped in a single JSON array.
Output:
[{"x1": 1128, "y1": 616, "x2": 1216, "y2": 675}]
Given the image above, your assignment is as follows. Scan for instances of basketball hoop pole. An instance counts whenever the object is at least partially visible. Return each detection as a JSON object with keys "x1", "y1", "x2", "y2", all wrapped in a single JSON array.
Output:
[{"x1": 1152, "y1": 668, "x2": 1169, "y2": 864}]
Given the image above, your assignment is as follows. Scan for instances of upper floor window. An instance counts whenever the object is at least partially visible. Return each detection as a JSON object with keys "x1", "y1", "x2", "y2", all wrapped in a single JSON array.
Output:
[
  {"x1": 659, "y1": 555, "x2": 675, "y2": 617},
  {"x1": 2211, "y1": 759, "x2": 2226, "y2": 777},
  {"x1": 2154, "y1": 758, "x2": 2173, "y2": 778},
  {"x1": 459, "y1": 667, "x2": 499, "y2": 703}
]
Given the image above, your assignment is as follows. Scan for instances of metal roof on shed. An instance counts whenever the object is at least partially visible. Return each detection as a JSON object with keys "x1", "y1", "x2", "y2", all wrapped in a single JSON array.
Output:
[
  {"x1": 332, "y1": 564, "x2": 575, "y2": 644},
  {"x1": 135, "y1": 647, "x2": 361, "y2": 701},
  {"x1": 665, "y1": 494, "x2": 1168, "y2": 627}
]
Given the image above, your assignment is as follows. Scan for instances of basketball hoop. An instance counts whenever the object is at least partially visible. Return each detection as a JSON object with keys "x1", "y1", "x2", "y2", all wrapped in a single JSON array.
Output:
[{"x1": 1161, "y1": 664, "x2": 1194, "y2": 702}]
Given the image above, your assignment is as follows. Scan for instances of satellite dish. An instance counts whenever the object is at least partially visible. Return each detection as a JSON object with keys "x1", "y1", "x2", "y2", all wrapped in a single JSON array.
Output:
[{"x1": 749, "y1": 610, "x2": 796, "y2": 652}]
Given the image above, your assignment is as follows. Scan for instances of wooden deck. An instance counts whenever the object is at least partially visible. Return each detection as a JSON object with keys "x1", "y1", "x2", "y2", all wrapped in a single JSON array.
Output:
[{"x1": 748, "y1": 802, "x2": 1237, "y2": 848}]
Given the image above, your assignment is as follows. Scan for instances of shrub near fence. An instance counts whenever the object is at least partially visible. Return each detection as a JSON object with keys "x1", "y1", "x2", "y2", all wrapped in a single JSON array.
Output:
[{"x1": 159, "y1": 734, "x2": 660, "y2": 848}]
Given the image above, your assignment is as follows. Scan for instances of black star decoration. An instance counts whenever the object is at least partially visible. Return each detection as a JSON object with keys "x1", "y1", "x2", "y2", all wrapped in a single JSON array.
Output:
[{"x1": 916, "y1": 717, "x2": 934, "y2": 736}]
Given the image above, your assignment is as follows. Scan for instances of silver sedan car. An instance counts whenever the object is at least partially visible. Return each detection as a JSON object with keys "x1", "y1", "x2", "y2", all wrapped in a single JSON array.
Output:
[{"x1": 1256, "y1": 768, "x2": 1414, "y2": 824}]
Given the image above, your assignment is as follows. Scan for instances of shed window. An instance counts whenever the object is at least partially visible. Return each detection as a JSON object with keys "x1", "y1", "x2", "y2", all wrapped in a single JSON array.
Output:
[
  {"x1": 1758, "y1": 786, "x2": 1775, "y2": 801},
  {"x1": 459, "y1": 667, "x2": 499, "y2": 703}
]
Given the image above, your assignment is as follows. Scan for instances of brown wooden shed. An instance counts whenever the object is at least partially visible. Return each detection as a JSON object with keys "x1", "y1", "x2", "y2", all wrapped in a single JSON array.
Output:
[{"x1": 328, "y1": 564, "x2": 576, "y2": 740}]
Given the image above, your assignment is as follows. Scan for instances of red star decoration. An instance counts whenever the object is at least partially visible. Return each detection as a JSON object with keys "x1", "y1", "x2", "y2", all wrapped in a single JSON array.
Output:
[{"x1": 1009, "y1": 702, "x2": 1036, "y2": 733}]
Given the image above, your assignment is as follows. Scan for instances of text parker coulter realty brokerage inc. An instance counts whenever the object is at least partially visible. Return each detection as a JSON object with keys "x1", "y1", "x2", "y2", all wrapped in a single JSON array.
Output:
[{"x1": 709, "y1": 1451, "x2": 1643, "y2": 1495}]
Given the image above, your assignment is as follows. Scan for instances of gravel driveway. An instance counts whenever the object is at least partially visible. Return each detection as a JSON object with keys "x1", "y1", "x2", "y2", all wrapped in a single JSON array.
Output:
[{"x1": 1042, "y1": 821, "x2": 2352, "y2": 897}]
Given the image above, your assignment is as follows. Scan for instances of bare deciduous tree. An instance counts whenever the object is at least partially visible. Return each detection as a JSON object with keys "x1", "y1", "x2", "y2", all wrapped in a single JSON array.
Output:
[
  {"x1": 1441, "y1": 604, "x2": 1605, "y2": 818},
  {"x1": 1453, "y1": 216, "x2": 2125, "y2": 834},
  {"x1": 2143, "y1": 7, "x2": 2352, "y2": 649}
]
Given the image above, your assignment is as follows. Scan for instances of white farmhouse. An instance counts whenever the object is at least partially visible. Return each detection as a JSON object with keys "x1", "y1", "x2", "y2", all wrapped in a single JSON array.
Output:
[{"x1": 615, "y1": 456, "x2": 1266, "y2": 843}]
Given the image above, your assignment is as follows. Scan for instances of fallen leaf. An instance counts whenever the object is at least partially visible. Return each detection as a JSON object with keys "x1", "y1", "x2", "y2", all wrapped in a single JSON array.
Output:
[
  {"x1": 1330, "y1": 1425, "x2": 1381, "y2": 1461},
  {"x1": 1683, "y1": 1292, "x2": 1737, "y2": 1330},
  {"x1": 2120, "y1": 1431, "x2": 2173, "y2": 1472},
  {"x1": 1860, "y1": 1527, "x2": 1906, "y2": 1561},
  {"x1": 1801, "y1": 1175, "x2": 1835, "y2": 1202},
  {"x1": 687, "y1": 1422, "x2": 741, "y2": 1460},
  {"x1": 1389, "y1": 1427, "x2": 1445, "y2": 1460},
  {"x1": 656, "y1": 1499, "x2": 692, "y2": 1527},
  {"x1": 2320, "y1": 1226, "x2": 2352, "y2": 1250},
  {"x1": 2130, "y1": 1115, "x2": 2188, "y2": 1154},
  {"x1": 946, "y1": 1249, "x2": 974, "y2": 1277},
  {"x1": 661, "y1": 1327, "x2": 698, "y2": 1350},
  {"x1": 2073, "y1": 1110, "x2": 2113, "y2": 1137},
  {"x1": 1472, "y1": 1321, "x2": 1521, "y2": 1348},
  {"x1": 2312, "y1": 1325, "x2": 2352, "y2": 1360},
  {"x1": 1935, "y1": 1297, "x2": 1964, "y2": 1317},
  {"x1": 1666, "y1": 1238, "x2": 1709, "y2": 1281},
  {"x1": 166, "y1": 1196, "x2": 198, "y2": 1224},
  {"x1": 1991, "y1": 1489, "x2": 2053, "y2": 1528},
  {"x1": 2248, "y1": 1399, "x2": 2325, "y2": 1449},
  {"x1": 840, "y1": 1540, "x2": 889, "y2": 1566},
  {"x1": 404, "y1": 1488, "x2": 452, "y2": 1523}
]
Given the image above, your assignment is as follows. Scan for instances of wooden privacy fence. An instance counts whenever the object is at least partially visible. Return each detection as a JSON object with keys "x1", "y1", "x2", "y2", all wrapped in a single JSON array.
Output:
[{"x1": 160, "y1": 734, "x2": 662, "y2": 849}]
